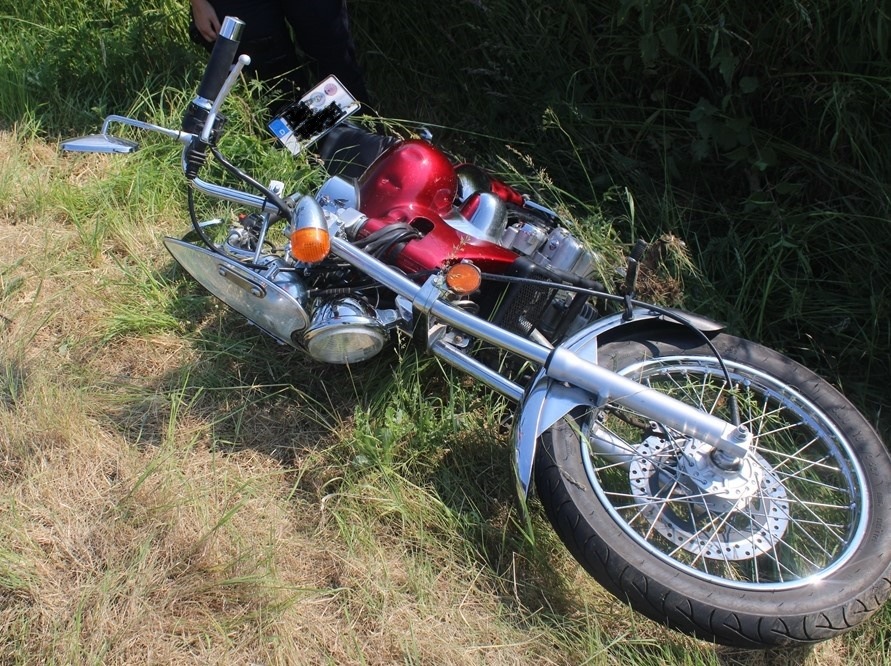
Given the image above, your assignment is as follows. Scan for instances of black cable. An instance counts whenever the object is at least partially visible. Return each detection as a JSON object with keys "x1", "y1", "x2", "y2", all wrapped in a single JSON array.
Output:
[
  {"x1": 354, "y1": 223, "x2": 421, "y2": 259},
  {"x1": 185, "y1": 144, "x2": 293, "y2": 270},
  {"x1": 479, "y1": 271, "x2": 741, "y2": 424},
  {"x1": 209, "y1": 146, "x2": 292, "y2": 218}
]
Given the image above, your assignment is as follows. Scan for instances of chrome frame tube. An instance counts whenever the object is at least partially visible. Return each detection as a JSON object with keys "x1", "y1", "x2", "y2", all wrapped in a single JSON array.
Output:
[{"x1": 188, "y1": 174, "x2": 282, "y2": 213}]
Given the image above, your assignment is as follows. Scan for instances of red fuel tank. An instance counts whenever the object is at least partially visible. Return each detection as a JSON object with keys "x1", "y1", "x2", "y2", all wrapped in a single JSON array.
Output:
[
  {"x1": 358, "y1": 139, "x2": 458, "y2": 217},
  {"x1": 356, "y1": 140, "x2": 518, "y2": 274}
]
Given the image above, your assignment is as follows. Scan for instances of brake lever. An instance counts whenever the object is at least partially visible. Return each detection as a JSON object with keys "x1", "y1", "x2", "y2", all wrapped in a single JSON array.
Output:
[
  {"x1": 201, "y1": 53, "x2": 251, "y2": 143},
  {"x1": 183, "y1": 51, "x2": 252, "y2": 179}
]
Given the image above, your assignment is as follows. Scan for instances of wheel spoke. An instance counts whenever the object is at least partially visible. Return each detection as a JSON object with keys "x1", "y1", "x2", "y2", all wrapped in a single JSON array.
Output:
[{"x1": 579, "y1": 352, "x2": 864, "y2": 589}]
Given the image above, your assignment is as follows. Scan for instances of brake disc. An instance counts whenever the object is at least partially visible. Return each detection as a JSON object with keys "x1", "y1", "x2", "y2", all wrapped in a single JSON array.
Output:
[{"x1": 629, "y1": 435, "x2": 790, "y2": 561}]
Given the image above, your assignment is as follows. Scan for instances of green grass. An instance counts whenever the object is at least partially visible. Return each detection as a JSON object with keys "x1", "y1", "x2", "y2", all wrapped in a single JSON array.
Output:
[{"x1": 1, "y1": 0, "x2": 889, "y2": 663}]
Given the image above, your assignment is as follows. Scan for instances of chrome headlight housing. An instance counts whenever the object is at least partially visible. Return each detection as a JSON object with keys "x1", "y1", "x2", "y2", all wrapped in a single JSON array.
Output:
[{"x1": 303, "y1": 296, "x2": 387, "y2": 364}]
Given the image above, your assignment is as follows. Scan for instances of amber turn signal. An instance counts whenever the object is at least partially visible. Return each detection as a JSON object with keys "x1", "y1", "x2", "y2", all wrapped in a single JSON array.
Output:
[
  {"x1": 445, "y1": 261, "x2": 482, "y2": 294},
  {"x1": 290, "y1": 226, "x2": 330, "y2": 263}
]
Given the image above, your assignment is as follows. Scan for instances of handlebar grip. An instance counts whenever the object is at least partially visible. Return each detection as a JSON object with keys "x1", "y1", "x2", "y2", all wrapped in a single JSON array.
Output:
[
  {"x1": 195, "y1": 16, "x2": 245, "y2": 104},
  {"x1": 629, "y1": 238, "x2": 648, "y2": 261}
]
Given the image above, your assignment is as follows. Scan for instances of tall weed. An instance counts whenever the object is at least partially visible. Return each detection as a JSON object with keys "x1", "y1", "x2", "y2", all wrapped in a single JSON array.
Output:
[{"x1": 351, "y1": 0, "x2": 891, "y2": 425}]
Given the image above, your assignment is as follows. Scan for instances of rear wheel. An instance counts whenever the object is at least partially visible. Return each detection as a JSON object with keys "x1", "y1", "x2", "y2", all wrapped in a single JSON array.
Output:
[{"x1": 535, "y1": 329, "x2": 891, "y2": 648}]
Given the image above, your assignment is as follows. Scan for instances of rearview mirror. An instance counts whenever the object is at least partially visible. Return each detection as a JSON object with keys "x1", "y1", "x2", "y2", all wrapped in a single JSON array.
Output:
[{"x1": 61, "y1": 134, "x2": 139, "y2": 154}]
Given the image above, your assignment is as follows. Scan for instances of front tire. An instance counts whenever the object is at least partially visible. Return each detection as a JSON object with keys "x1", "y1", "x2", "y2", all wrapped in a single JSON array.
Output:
[{"x1": 535, "y1": 329, "x2": 891, "y2": 648}]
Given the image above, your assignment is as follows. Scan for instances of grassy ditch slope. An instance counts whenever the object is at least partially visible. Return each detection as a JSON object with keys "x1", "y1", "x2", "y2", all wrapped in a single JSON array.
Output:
[{"x1": 1, "y1": 1, "x2": 890, "y2": 664}]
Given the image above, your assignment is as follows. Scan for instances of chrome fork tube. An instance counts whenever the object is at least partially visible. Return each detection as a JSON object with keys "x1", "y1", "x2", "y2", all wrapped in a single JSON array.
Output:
[
  {"x1": 429, "y1": 338, "x2": 524, "y2": 402},
  {"x1": 546, "y1": 347, "x2": 749, "y2": 458},
  {"x1": 330, "y1": 237, "x2": 551, "y2": 364},
  {"x1": 329, "y1": 236, "x2": 752, "y2": 460}
]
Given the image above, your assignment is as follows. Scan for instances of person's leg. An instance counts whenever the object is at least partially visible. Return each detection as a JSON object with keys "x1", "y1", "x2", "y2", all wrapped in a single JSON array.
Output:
[{"x1": 283, "y1": 0, "x2": 369, "y2": 104}]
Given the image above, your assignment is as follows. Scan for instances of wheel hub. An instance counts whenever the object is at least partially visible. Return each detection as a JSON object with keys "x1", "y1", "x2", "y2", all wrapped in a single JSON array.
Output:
[{"x1": 629, "y1": 435, "x2": 790, "y2": 561}]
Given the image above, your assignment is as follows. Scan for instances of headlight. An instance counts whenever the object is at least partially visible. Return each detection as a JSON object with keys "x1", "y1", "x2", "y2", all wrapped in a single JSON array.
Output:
[{"x1": 303, "y1": 296, "x2": 387, "y2": 364}]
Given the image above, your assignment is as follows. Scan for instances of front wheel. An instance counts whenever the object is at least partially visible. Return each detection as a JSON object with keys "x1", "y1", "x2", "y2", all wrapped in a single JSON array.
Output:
[{"x1": 535, "y1": 329, "x2": 891, "y2": 648}]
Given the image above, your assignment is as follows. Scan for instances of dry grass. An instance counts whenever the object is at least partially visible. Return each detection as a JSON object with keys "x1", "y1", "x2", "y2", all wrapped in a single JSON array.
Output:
[{"x1": 0, "y1": 130, "x2": 589, "y2": 664}]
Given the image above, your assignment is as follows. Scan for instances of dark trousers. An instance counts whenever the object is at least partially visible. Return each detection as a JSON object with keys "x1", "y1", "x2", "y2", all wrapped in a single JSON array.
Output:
[{"x1": 190, "y1": 0, "x2": 369, "y2": 104}]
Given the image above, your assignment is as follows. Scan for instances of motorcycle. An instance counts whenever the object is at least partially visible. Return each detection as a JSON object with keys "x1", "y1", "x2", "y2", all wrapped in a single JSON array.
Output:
[{"x1": 62, "y1": 17, "x2": 891, "y2": 649}]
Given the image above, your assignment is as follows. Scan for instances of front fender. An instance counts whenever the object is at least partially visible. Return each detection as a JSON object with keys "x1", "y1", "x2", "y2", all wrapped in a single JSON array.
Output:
[
  {"x1": 512, "y1": 379, "x2": 596, "y2": 499},
  {"x1": 511, "y1": 308, "x2": 724, "y2": 501}
]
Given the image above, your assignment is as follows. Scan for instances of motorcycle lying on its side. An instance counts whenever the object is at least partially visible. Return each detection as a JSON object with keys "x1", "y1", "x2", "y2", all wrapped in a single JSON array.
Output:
[{"x1": 62, "y1": 17, "x2": 891, "y2": 649}]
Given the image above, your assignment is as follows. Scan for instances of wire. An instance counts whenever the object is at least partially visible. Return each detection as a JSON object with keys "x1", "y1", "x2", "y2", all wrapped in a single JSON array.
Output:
[
  {"x1": 209, "y1": 146, "x2": 292, "y2": 218},
  {"x1": 354, "y1": 223, "x2": 422, "y2": 259},
  {"x1": 185, "y1": 143, "x2": 295, "y2": 270},
  {"x1": 479, "y1": 271, "x2": 740, "y2": 424}
]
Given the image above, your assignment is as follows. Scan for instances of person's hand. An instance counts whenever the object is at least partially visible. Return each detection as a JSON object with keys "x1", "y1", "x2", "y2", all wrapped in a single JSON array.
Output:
[{"x1": 190, "y1": 0, "x2": 221, "y2": 41}]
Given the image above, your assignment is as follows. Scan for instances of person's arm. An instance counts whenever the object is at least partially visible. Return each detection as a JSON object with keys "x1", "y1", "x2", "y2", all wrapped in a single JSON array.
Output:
[{"x1": 190, "y1": 0, "x2": 221, "y2": 41}]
